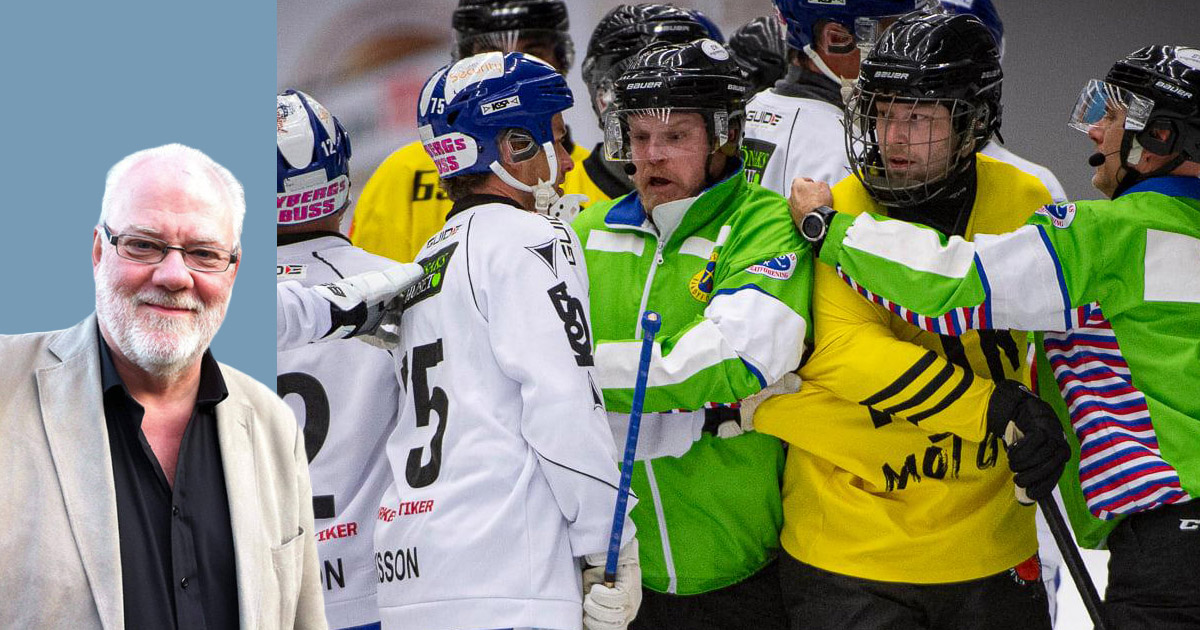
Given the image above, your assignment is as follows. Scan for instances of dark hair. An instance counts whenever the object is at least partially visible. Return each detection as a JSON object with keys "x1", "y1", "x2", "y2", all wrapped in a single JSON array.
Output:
[{"x1": 439, "y1": 172, "x2": 492, "y2": 201}]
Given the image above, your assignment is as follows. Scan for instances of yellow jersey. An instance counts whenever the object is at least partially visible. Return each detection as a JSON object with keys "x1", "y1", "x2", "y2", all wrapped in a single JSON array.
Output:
[
  {"x1": 350, "y1": 140, "x2": 606, "y2": 262},
  {"x1": 756, "y1": 155, "x2": 1053, "y2": 583}
]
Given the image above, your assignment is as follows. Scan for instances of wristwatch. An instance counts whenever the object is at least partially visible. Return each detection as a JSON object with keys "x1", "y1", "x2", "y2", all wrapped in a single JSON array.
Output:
[{"x1": 799, "y1": 205, "x2": 837, "y2": 253}]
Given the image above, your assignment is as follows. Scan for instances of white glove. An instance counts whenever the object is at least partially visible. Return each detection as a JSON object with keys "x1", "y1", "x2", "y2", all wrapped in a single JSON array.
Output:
[
  {"x1": 716, "y1": 420, "x2": 744, "y2": 439},
  {"x1": 311, "y1": 262, "x2": 424, "y2": 349},
  {"x1": 546, "y1": 193, "x2": 589, "y2": 222},
  {"x1": 582, "y1": 539, "x2": 641, "y2": 630},
  {"x1": 738, "y1": 372, "x2": 802, "y2": 432}
]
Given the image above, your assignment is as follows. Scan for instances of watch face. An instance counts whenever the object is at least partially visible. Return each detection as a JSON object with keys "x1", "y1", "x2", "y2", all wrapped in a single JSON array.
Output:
[{"x1": 801, "y1": 212, "x2": 825, "y2": 241}]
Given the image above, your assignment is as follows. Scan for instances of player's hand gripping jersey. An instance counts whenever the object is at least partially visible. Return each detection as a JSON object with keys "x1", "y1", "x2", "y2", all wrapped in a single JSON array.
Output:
[
  {"x1": 811, "y1": 175, "x2": 1200, "y2": 548},
  {"x1": 756, "y1": 155, "x2": 1055, "y2": 583},
  {"x1": 574, "y1": 168, "x2": 813, "y2": 594},
  {"x1": 351, "y1": 140, "x2": 606, "y2": 263},
  {"x1": 374, "y1": 196, "x2": 632, "y2": 630},
  {"x1": 277, "y1": 234, "x2": 402, "y2": 628}
]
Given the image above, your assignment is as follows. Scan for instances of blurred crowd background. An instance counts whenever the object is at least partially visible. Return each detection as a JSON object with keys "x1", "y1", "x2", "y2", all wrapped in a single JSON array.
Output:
[{"x1": 278, "y1": 0, "x2": 1197, "y2": 221}]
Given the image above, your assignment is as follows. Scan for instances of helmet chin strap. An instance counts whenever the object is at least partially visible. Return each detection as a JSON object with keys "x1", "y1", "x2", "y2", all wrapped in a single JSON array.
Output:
[
  {"x1": 489, "y1": 141, "x2": 561, "y2": 213},
  {"x1": 1111, "y1": 131, "x2": 1189, "y2": 198},
  {"x1": 804, "y1": 44, "x2": 855, "y2": 104}
]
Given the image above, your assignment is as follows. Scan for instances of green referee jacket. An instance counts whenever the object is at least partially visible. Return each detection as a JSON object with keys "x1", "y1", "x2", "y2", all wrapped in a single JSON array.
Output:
[{"x1": 573, "y1": 166, "x2": 813, "y2": 594}]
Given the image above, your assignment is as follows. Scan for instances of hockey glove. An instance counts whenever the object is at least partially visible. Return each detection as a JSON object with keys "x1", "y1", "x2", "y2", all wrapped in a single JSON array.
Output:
[
  {"x1": 582, "y1": 539, "x2": 641, "y2": 630},
  {"x1": 311, "y1": 262, "x2": 423, "y2": 350},
  {"x1": 987, "y1": 380, "x2": 1071, "y2": 503},
  {"x1": 738, "y1": 372, "x2": 802, "y2": 432}
]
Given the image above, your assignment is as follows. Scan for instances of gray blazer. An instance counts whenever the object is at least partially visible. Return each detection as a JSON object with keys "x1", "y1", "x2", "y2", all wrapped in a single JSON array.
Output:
[{"x1": 0, "y1": 316, "x2": 327, "y2": 630}]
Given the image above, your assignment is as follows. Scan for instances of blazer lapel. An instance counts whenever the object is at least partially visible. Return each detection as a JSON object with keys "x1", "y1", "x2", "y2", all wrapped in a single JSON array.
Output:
[
  {"x1": 38, "y1": 316, "x2": 123, "y2": 630},
  {"x1": 217, "y1": 394, "x2": 264, "y2": 630}
]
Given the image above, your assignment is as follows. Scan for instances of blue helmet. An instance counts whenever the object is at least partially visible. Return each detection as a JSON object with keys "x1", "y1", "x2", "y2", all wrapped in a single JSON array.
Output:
[
  {"x1": 277, "y1": 89, "x2": 351, "y2": 226},
  {"x1": 772, "y1": 0, "x2": 935, "y2": 52},
  {"x1": 417, "y1": 52, "x2": 572, "y2": 180},
  {"x1": 940, "y1": 0, "x2": 1004, "y2": 61}
]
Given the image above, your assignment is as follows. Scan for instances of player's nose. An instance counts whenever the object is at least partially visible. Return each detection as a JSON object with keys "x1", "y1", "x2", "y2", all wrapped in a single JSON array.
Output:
[{"x1": 152, "y1": 249, "x2": 196, "y2": 292}]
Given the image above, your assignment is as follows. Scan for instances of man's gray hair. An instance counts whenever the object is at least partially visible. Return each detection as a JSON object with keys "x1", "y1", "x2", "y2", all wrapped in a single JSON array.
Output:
[{"x1": 98, "y1": 143, "x2": 246, "y2": 243}]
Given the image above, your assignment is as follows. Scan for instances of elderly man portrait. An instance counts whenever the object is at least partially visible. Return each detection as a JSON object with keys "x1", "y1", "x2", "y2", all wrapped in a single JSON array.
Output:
[{"x1": 0, "y1": 144, "x2": 325, "y2": 629}]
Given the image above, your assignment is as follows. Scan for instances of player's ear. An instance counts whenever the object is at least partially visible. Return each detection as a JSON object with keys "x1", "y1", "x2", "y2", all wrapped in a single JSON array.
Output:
[
  {"x1": 92, "y1": 227, "x2": 105, "y2": 268},
  {"x1": 1138, "y1": 119, "x2": 1178, "y2": 156}
]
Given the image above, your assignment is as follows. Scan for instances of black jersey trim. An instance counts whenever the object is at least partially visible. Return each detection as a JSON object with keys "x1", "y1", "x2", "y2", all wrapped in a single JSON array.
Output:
[
  {"x1": 538, "y1": 451, "x2": 629, "y2": 496},
  {"x1": 276, "y1": 230, "x2": 350, "y2": 247},
  {"x1": 882, "y1": 360, "x2": 955, "y2": 416},
  {"x1": 861, "y1": 350, "x2": 938, "y2": 407},
  {"x1": 448, "y1": 194, "x2": 522, "y2": 220},
  {"x1": 312, "y1": 251, "x2": 346, "y2": 279},
  {"x1": 464, "y1": 213, "x2": 483, "y2": 319},
  {"x1": 908, "y1": 367, "x2": 975, "y2": 424}
]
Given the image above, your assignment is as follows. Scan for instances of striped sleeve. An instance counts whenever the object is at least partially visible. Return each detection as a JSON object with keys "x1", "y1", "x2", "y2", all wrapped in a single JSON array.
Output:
[{"x1": 820, "y1": 211, "x2": 1078, "y2": 332}]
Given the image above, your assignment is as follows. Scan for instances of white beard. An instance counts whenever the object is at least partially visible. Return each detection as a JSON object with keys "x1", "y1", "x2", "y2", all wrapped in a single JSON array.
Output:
[{"x1": 95, "y1": 260, "x2": 228, "y2": 379}]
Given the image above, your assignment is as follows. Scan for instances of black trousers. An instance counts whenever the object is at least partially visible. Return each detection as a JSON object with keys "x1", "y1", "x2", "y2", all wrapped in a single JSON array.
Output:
[
  {"x1": 1105, "y1": 500, "x2": 1200, "y2": 629},
  {"x1": 778, "y1": 552, "x2": 1051, "y2": 630},
  {"x1": 630, "y1": 560, "x2": 788, "y2": 630}
]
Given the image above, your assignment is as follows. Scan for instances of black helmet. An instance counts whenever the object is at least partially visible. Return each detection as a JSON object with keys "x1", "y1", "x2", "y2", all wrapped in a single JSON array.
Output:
[
  {"x1": 605, "y1": 39, "x2": 750, "y2": 161},
  {"x1": 729, "y1": 16, "x2": 787, "y2": 95},
  {"x1": 847, "y1": 12, "x2": 1003, "y2": 207},
  {"x1": 452, "y1": 0, "x2": 574, "y2": 71},
  {"x1": 1106, "y1": 45, "x2": 1200, "y2": 161},
  {"x1": 582, "y1": 4, "x2": 710, "y2": 122}
]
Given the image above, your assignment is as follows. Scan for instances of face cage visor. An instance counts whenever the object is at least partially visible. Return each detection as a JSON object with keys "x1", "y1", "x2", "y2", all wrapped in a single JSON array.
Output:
[
  {"x1": 603, "y1": 107, "x2": 731, "y2": 162},
  {"x1": 456, "y1": 29, "x2": 574, "y2": 71},
  {"x1": 846, "y1": 88, "x2": 981, "y2": 207},
  {"x1": 589, "y1": 56, "x2": 638, "y2": 119},
  {"x1": 1068, "y1": 78, "x2": 1155, "y2": 136}
]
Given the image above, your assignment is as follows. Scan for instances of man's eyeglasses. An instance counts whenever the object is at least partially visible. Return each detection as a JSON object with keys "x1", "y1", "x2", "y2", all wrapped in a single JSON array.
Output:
[{"x1": 101, "y1": 224, "x2": 239, "y2": 273}]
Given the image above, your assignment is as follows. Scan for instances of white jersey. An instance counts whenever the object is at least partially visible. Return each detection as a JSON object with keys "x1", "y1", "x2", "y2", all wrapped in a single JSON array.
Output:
[
  {"x1": 375, "y1": 198, "x2": 633, "y2": 630},
  {"x1": 743, "y1": 88, "x2": 853, "y2": 194},
  {"x1": 277, "y1": 234, "x2": 401, "y2": 629},
  {"x1": 277, "y1": 279, "x2": 332, "y2": 351},
  {"x1": 981, "y1": 140, "x2": 1069, "y2": 204}
]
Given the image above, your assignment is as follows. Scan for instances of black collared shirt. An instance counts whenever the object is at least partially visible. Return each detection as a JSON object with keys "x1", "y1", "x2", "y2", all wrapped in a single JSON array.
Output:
[{"x1": 99, "y1": 335, "x2": 240, "y2": 629}]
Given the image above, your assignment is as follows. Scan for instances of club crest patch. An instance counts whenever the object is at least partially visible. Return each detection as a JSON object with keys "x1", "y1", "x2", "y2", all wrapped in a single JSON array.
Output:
[
  {"x1": 403, "y1": 242, "x2": 457, "y2": 308},
  {"x1": 746, "y1": 253, "x2": 798, "y2": 280},
  {"x1": 1035, "y1": 203, "x2": 1076, "y2": 229},
  {"x1": 690, "y1": 251, "x2": 718, "y2": 302}
]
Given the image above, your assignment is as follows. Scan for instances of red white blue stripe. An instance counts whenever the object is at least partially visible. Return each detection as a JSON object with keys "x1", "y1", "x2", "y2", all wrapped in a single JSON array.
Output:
[
  {"x1": 831, "y1": 268, "x2": 1190, "y2": 519},
  {"x1": 1043, "y1": 305, "x2": 1189, "y2": 519},
  {"x1": 835, "y1": 267, "x2": 985, "y2": 336}
]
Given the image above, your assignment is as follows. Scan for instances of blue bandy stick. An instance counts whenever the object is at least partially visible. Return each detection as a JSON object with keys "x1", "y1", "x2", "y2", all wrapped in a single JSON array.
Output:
[{"x1": 604, "y1": 310, "x2": 661, "y2": 587}]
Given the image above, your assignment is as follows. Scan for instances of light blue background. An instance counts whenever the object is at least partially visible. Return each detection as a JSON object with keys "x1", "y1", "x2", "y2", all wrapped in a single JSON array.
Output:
[{"x1": 1, "y1": 2, "x2": 275, "y2": 383}]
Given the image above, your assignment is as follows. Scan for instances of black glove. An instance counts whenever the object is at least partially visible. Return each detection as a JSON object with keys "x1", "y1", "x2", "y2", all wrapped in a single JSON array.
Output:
[{"x1": 987, "y1": 380, "x2": 1071, "y2": 502}]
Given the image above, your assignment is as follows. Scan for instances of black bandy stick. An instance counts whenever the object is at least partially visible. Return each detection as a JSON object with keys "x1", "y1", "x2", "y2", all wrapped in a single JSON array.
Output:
[{"x1": 1006, "y1": 423, "x2": 1108, "y2": 630}]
